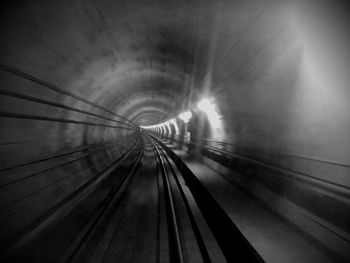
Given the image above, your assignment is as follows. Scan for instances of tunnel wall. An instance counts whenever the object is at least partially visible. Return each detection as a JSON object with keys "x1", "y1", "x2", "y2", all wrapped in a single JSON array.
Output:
[
  {"x1": 183, "y1": 2, "x2": 350, "y2": 260},
  {"x1": 1, "y1": 0, "x2": 349, "y2": 260},
  {"x1": 0, "y1": 69, "x2": 140, "y2": 251},
  {"x1": 149, "y1": 2, "x2": 350, "y2": 260}
]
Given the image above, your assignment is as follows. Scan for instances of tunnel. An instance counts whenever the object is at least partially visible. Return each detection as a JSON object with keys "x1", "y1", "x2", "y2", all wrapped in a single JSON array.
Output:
[{"x1": 0, "y1": 0, "x2": 350, "y2": 262}]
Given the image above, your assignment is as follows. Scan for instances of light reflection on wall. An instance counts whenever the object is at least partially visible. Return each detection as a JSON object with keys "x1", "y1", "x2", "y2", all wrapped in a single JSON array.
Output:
[{"x1": 197, "y1": 97, "x2": 225, "y2": 141}]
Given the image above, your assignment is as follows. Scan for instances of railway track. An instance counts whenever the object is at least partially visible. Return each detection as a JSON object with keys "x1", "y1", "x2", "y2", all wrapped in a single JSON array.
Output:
[{"x1": 5, "y1": 134, "x2": 264, "y2": 263}]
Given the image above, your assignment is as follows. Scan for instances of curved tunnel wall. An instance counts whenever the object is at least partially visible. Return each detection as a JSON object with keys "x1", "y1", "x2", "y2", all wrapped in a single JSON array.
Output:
[
  {"x1": 143, "y1": 1, "x2": 350, "y2": 259},
  {"x1": 0, "y1": 0, "x2": 350, "y2": 260},
  {"x1": 0, "y1": 64, "x2": 141, "y2": 248}
]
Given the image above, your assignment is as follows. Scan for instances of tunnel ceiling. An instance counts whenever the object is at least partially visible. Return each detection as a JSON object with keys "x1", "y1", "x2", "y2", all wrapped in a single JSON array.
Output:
[
  {"x1": 0, "y1": 0, "x2": 223, "y2": 126},
  {"x1": 0, "y1": 0, "x2": 305, "y2": 128}
]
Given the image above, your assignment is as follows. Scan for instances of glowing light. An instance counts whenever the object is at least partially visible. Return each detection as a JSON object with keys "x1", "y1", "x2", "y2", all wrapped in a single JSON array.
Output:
[
  {"x1": 179, "y1": 111, "x2": 192, "y2": 123},
  {"x1": 197, "y1": 98, "x2": 220, "y2": 128},
  {"x1": 197, "y1": 98, "x2": 211, "y2": 111},
  {"x1": 140, "y1": 115, "x2": 185, "y2": 136}
]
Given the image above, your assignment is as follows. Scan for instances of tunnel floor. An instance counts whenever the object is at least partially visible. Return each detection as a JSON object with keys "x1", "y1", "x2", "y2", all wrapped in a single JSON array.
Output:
[{"x1": 4, "y1": 135, "x2": 336, "y2": 263}]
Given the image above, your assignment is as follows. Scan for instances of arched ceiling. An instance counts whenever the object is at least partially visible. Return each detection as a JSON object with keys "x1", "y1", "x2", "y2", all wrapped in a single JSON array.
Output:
[
  {"x1": 0, "y1": 0, "x2": 312, "y2": 128},
  {"x1": 0, "y1": 0, "x2": 220, "y2": 126}
]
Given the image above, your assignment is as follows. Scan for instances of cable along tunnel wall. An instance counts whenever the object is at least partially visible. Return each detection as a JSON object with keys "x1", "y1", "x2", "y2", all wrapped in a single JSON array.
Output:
[
  {"x1": 1, "y1": 0, "x2": 350, "y2": 262},
  {"x1": 0, "y1": 65, "x2": 141, "y2": 254}
]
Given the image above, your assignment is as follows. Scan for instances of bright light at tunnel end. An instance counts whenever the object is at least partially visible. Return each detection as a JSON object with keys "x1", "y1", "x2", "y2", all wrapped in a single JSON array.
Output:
[
  {"x1": 140, "y1": 110, "x2": 192, "y2": 130},
  {"x1": 141, "y1": 97, "x2": 221, "y2": 130},
  {"x1": 140, "y1": 96, "x2": 221, "y2": 130},
  {"x1": 140, "y1": 119, "x2": 175, "y2": 129}
]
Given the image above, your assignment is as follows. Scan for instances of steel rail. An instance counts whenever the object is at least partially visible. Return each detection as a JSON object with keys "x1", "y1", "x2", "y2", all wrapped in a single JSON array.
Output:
[
  {"x1": 150, "y1": 137, "x2": 184, "y2": 263},
  {"x1": 149, "y1": 134, "x2": 265, "y2": 263},
  {"x1": 155, "y1": 142, "x2": 212, "y2": 263}
]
